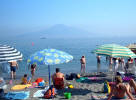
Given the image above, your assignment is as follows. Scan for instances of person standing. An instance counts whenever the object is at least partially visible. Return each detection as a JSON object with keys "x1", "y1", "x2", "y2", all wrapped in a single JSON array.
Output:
[
  {"x1": 121, "y1": 58, "x2": 125, "y2": 71},
  {"x1": 97, "y1": 56, "x2": 101, "y2": 74},
  {"x1": 115, "y1": 58, "x2": 119, "y2": 72},
  {"x1": 80, "y1": 56, "x2": 86, "y2": 75},
  {"x1": 9, "y1": 61, "x2": 18, "y2": 79},
  {"x1": 109, "y1": 57, "x2": 113, "y2": 72},
  {"x1": 31, "y1": 64, "x2": 36, "y2": 79}
]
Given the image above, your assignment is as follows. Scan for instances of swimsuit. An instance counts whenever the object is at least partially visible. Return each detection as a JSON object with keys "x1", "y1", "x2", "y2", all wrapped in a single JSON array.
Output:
[
  {"x1": 112, "y1": 96, "x2": 127, "y2": 99},
  {"x1": 10, "y1": 66, "x2": 16, "y2": 72}
]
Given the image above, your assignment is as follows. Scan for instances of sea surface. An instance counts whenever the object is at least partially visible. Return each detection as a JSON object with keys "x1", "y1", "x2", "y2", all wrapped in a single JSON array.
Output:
[{"x1": 1, "y1": 36, "x2": 136, "y2": 77}]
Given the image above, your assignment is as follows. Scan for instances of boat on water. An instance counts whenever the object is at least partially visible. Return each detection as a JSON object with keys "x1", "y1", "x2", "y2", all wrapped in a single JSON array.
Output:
[
  {"x1": 40, "y1": 37, "x2": 46, "y2": 39},
  {"x1": 126, "y1": 43, "x2": 136, "y2": 54}
]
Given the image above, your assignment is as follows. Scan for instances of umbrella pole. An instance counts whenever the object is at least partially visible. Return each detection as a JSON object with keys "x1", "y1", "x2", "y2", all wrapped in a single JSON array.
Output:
[
  {"x1": 48, "y1": 65, "x2": 51, "y2": 87},
  {"x1": 48, "y1": 65, "x2": 53, "y2": 98}
]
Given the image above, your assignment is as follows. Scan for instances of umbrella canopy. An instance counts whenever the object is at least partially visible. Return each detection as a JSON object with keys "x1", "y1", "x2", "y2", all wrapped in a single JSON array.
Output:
[
  {"x1": 126, "y1": 43, "x2": 136, "y2": 54},
  {"x1": 27, "y1": 49, "x2": 73, "y2": 65},
  {"x1": 0, "y1": 45, "x2": 23, "y2": 63},
  {"x1": 27, "y1": 49, "x2": 73, "y2": 87},
  {"x1": 94, "y1": 44, "x2": 136, "y2": 58}
]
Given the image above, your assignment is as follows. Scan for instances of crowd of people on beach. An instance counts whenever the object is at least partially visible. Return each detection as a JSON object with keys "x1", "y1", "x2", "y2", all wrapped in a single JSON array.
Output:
[{"x1": 1, "y1": 55, "x2": 136, "y2": 100}]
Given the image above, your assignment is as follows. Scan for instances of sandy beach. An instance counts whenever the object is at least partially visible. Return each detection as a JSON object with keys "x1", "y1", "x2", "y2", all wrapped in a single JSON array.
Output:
[{"x1": 1, "y1": 72, "x2": 115, "y2": 100}]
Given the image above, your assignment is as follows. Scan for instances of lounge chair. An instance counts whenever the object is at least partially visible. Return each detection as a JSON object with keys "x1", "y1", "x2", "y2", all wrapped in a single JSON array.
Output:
[{"x1": 54, "y1": 78, "x2": 64, "y2": 89}]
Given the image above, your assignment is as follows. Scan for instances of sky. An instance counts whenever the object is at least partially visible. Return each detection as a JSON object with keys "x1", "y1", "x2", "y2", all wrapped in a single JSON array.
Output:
[{"x1": 0, "y1": 0, "x2": 136, "y2": 36}]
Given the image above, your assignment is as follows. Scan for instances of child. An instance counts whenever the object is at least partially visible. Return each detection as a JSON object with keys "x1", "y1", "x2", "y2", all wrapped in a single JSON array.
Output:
[{"x1": 22, "y1": 74, "x2": 31, "y2": 84}]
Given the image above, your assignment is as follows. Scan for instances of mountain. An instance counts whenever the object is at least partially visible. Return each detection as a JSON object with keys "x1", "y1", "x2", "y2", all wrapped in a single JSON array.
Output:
[{"x1": 18, "y1": 24, "x2": 92, "y2": 39}]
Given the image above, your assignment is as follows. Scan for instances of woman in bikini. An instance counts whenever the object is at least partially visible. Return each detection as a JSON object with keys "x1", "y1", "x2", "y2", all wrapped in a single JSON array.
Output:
[
  {"x1": 108, "y1": 76, "x2": 134, "y2": 100},
  {"x1": 31, "y1": 64, "x2": 36, "y2": 79}
]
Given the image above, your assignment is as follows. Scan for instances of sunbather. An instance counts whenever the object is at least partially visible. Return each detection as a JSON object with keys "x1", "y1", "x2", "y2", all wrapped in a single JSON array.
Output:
[
  {"x1": 52, "y1": 68, "x2": 64, "y2": 89},
  {"x1": 107, "y1": 76, "x2": 134, "y2": 100},
  {"x1": 52, "y1": 68, "x2": 64, "y2": 82}
]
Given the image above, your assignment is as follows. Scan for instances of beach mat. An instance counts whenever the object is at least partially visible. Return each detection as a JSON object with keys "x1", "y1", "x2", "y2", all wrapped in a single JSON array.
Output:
[
  {"x1": 91, "y1": 94, "x2": 107, "y2": 100},
  {"x1": 33, "y1": 86, "x2": 49, "y2": 97},
  {"x1": 11, "y1": 84, "x2": 31, "y2": 90},
  {"x1": 88, "y1": 77, "x2": 102, "y2": 81},
  {"x1": 5, "y1": 91, "x2": 30, "y2": 100},
  {"x1": 76, "y1": 77, "x2": 88, "y2": 82}
]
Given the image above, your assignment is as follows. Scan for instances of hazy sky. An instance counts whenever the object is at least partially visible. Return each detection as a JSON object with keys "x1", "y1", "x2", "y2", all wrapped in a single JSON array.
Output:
[{"x1": 0, "y1": 0, "x2": 136, "y2": 36}]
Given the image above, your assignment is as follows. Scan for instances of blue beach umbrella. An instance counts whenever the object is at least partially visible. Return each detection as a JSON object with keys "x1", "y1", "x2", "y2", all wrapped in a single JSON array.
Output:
[{"x1": 27, "y1": 49, "x2": 73, "y2": 87}]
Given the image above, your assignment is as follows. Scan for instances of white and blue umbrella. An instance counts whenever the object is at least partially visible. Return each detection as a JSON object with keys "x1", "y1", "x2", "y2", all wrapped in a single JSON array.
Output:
[
  {"x1": 27, "y1": 49, "x2": 73, "y2": 87},
  {"x1": 0, "y1": 44, "x2": 23, "y2": 63}
]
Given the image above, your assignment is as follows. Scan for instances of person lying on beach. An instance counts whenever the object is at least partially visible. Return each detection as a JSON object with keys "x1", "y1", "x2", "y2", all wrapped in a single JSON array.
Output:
[
  {"x1": 129, "y1": 79, "x2": 136, "y2": 94},
  {"x1": 52, "y1": 68, "x2": 64, "y2": 84},
  {"x1": 21, "y1": 74, "x2": 31, "y2": 84},
  {"x1": 107, "y1": 76, "x2": 134, "y2": 100}
]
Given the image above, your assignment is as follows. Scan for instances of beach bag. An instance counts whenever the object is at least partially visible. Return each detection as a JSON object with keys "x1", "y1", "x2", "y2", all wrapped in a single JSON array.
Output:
[
  {"x1": 38, "y1": 82, "x2": 45, "y2": 87},
  {"x1": 66, "y1": 74, "x2": 72, "y2": 80},
  {"x1": 35, "y1": 78, "x2": 44, "y2": 84},
  {"x1": 70, "y1": 73, "x2": 77, "y2": 80},
  {"x1": 44, "y1": 86, "x2": 55, "y2": 99},
  {"x1": 103, "y1": 81, "x2": 111, "y2": 94}
]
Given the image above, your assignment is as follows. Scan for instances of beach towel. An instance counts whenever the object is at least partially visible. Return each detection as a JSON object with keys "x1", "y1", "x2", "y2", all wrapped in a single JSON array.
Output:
[
  {"x1": 33, "y1": 86, "x2": 49, "y2": 97},
  {"x1": 88, "y1": 77, "x2": 101, "y2": 81},
  {"x1": 5, "y1": 91, "x2": 30, "y2": 100},
  {"x1": 91, "y1": 93, "x2": 107, "y2": 100},
  {"x1": 122, "y1": 76, "x2": 132, "y2": 82},
  {"x1": 76, "y1": 77, "x2": 88, "y2": 82},
  {"x1": 11, "y1": 84, "x2": 31, "y2": 90}
]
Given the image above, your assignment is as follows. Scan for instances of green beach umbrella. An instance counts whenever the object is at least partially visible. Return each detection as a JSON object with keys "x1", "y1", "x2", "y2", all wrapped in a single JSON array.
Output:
[
  {"x1": 94, "y1": 44, "x2": 136, "y2": 58},
  {"x1": 94, "y1": 44, "x2": 136, "y2": 81},
  {"x1": 126, "y1": 43, "x2": 136, "y2": 54}
]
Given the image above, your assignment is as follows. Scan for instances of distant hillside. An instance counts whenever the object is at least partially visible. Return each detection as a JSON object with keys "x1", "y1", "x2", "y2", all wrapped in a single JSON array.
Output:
[{"x1": 18, "y1": 24, "x2": 92, "y2": 39}]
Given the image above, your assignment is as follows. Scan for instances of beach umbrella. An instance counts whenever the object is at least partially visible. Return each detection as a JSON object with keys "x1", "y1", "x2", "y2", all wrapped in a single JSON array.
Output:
[
  {"x1": 94, "y1": 44, "x2": 136, "y2": 58},
  {"x1": 94, "y1": 44, "x2": 136, "y2": 81},
  {"x1": 0, "y1": 44, "x2": 23, "y2": 63},
  {"x1": 126, "y1": 43, "x2": 136, "y2": 54},
  {"x1": 27, "y1": 49, "x2": 73, "y2": 87}
]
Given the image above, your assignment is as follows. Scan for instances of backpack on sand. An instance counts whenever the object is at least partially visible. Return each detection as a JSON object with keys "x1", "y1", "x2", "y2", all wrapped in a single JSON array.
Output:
[{"x1": 44, "y1": 86, "x2": 56, "y2": 99}]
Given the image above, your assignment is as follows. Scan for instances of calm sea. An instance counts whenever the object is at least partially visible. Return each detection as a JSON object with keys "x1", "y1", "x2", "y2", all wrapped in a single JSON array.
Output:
[{"x1": 1, "y1": 36, "x2": 136, "y2": 77}]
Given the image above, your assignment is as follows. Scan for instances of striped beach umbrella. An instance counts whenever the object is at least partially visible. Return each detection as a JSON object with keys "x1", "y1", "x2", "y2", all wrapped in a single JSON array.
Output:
[
  {"x1": 126, "y1": 43, "x2": 136, "y2": 54},
  {"x1": 94, "y1": 44, "x2": 136, "y2": 58},
  {"x1": 27, "y1": 49, "x2": 73, "y2": 87},
  {"x1": 94, "y1": 44, "x2": 136, "y2": 81},
  {"x1": 0, "y1": 45, "x2": 23, "y2": 63}
]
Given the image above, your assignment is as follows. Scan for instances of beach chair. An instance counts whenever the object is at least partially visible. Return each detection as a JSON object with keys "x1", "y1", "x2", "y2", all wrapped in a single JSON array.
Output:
[{"x1": 54, "y1": 78, "x2": 64, "y2": 89}]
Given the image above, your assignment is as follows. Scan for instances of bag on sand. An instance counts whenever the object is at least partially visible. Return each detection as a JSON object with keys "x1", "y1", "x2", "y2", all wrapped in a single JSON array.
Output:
[
  {"x1": 44, "y1": 86, "x2": 56, "y2": 99},
  {"x1": 103, "y1": 81, "x2": 111, "y2": 94}
]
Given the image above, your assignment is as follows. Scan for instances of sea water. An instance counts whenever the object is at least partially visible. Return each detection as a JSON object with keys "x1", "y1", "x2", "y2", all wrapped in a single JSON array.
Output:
[{"x1": 1, "y1": 36, "x2": 136, "y2": 77}]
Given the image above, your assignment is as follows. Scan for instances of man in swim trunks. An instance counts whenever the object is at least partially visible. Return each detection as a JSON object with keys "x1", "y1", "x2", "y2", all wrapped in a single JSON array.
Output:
[
  {"x1": 9, "y1": 61, "x2": 18, "y2": 79},
  {"x1": 107, "y1": 76, "x2": 134, "y2": 100}
]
